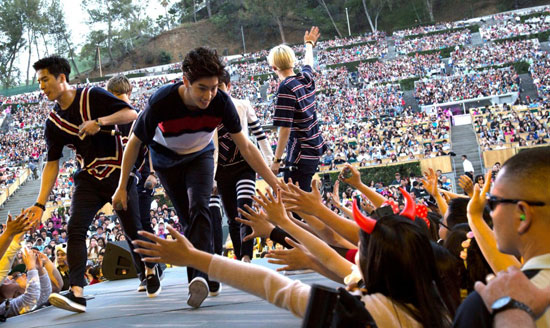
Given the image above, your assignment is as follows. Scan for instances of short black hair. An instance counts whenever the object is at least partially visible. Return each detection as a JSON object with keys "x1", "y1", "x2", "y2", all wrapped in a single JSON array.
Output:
[
  {"x1": 33, "y1": 55, "x2": 71, "y2": 83},
  {"x1": 500, "y1": 148, "x2": 550, "y2": 193},
  {"x1": 181, "y1": 47, "x2": 225, "y2": 84},
  {"x1": 219, "y1": 69, "x2": 231, "y2": 86}
]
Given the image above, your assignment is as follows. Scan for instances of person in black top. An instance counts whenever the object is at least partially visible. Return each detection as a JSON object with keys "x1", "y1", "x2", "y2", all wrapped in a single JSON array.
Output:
[
  {"x1": 106, "y1": 74, "x2": 163, "y2": 293},
  {"x1": 23, "y1": 56, "x2": 161, "y2": 313}
]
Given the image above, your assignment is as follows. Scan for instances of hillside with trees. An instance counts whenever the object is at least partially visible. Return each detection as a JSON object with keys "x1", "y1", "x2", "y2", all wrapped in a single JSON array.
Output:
[{"x1": 1, "y1": 0, "x2": 550, "y2": 87}]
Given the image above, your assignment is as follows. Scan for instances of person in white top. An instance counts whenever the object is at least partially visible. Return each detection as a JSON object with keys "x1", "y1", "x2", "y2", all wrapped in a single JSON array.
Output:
[{"x1": 462, "y1": 154, "x2": 475, "y2": 180}]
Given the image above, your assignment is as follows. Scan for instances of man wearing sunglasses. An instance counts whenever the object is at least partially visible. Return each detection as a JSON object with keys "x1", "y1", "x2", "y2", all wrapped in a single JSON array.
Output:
[{"x1": 454, "y1": 148, "x2": 550, "y2": 327}]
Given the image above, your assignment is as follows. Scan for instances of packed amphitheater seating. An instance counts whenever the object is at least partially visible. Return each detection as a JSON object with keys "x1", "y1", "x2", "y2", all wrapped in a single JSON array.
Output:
[{"x1": 1, "y1": 6, "x2": 550, "y2": 325}]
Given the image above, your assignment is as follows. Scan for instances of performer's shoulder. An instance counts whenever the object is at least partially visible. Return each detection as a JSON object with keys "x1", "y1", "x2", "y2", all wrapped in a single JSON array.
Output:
[{"x1": 149, "y1": 82, "x2": 181, "y2": 107}]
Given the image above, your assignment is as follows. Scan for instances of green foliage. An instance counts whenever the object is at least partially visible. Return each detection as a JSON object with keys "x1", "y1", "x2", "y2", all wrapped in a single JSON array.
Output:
[
  {"x1": 520, "y1": 11, "x2": 550, "y2": 23},
  {"x1": 158, "y1": 51, "x2": 172, "y2": 64},
  {"x1": 399, "y1": 77, "x2": 420, "y2": 91},
  {"x1": 321, "y1": 161, "x2": 422, "y2": 190},
  {"x1": 326, "y1": 58, "x2": 378, "y2": 71},
  {"x1": 513, "y1": 61, "x2": 531, "y2": 74},
  {"x1": 325, "y1": 40, "x2": 377, "y2": 51},
  {"x1": 407, "y1": 46, "x2": 454, "y2": 58}
]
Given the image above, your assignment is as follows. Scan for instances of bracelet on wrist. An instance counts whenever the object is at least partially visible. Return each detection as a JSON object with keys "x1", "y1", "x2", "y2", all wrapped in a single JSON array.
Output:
[
  {"x1": 95, "y1": 118, "x2": 102, "y2": 127},
  {"x1": 149, "y1": 172, "x2": 156, "y2": 176},
  {"x1": 305, "y1": 41, "x2": 315, "y2": 46},
  {"x1": 275, "y1": 158, "x2": 283, "y2": 164},
  {"x1": 34, "y1": 202, "x2": 45, "y2": 210}
]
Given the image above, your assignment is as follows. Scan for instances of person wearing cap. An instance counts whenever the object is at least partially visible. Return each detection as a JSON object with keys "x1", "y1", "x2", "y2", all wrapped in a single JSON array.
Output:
[{"x1": 55, "y1": 243, "x2": 70, "y2": 292}]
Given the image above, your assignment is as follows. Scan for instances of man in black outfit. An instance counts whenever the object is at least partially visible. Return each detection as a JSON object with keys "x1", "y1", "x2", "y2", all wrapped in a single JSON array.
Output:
[{"x1": 24, "y1": 56, "x2": 162, "y2": 314}]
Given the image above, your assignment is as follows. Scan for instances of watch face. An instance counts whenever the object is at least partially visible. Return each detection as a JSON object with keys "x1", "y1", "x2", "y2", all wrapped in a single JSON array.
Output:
[{"x1": 492, "y1": 296, "x2": 512, "y2": 310}]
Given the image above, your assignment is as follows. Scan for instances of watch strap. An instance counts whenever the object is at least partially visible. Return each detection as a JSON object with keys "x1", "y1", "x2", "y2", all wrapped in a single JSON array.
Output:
[{"x1": 492, "y1": 297, "x2": 536, "y2": 320}]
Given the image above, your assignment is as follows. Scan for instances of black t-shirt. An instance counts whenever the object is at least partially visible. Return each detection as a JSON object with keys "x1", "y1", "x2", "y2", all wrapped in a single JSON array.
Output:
[{"x1": 45, "y1": 87, "x2": 131, "y2": 180}]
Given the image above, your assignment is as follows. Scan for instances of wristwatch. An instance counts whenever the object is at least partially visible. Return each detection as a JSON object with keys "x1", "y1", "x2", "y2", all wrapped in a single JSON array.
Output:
[
  {"x1": 275, "y1": 158, "x2": 283, "y2": 164},
  {"x1": 491, "y1": 296, "x2": 536, "y2": 320}
]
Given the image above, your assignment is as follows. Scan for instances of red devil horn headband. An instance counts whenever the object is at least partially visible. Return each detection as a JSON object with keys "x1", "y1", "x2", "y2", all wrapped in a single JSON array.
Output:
[
  {"x1": 353, "y1": 199, "x2": 377, "y2": 234},
  {"x1": 398, "y1": 187, "x2": 416, "y2": 221}
]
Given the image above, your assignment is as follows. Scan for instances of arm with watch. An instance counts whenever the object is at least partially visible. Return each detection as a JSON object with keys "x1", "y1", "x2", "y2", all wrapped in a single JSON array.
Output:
[
  {"x1": 78, "y1": 108, "x2": 137, "y2": 137},
  {"x1": 271, "y1": 127, "x2": 290, "y2": 175},
  {"x1": 473, "y1": 266, "x2": 550, "y2": 327}
]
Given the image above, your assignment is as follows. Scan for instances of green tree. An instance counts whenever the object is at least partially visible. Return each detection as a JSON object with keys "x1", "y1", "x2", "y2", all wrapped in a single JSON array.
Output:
[
  {"x1": 244, "y1": 0, "x2": 299, "y2": 43},
  {"x1": 0, "y1": 0, "x2": 26, "y2": 88}
]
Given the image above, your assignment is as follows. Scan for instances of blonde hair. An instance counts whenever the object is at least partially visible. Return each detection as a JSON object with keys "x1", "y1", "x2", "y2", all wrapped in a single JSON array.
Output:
[
  {"x1": 267, "y1": 44, "x2": 296, "y2": 70},
  {"x1": 107, "y1": 74, "x2": 132, "y2": 95}
]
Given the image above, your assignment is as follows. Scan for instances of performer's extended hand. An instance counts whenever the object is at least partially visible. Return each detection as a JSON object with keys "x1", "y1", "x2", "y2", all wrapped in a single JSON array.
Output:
[
  {"x1": 78, "y1": 120, "x2": 101, "y2": 137},
  {"x1": 22, "y1": 205, "x2": 44, "y2": 228},
  {"x1": 304, "y1": 26, "x2": 320, "y2": 45},
  {"x1": 237, "y1": 205, "x2": 275, "y2": 242},
  {"x1": 112, "y1": 187, "x2": 128, "y2": 211}
]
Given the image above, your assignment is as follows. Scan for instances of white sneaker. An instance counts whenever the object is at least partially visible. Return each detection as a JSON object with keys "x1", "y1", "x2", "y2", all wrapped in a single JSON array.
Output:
[{"x1": 187, "y1": 277, "x2": 209, "y2": 308}]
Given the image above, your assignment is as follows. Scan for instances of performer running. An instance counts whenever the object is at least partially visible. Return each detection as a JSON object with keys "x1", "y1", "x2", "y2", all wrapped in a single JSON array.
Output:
[
  {"x1": 112, "y1": 47, "x2": 279, "y2": 308},
  {"x1": 214, "y1": 69, "x2": 274, "y2": 262},
  {"x1": 24, "y1": 56, "x2": 162, "y2": 313},
  {"x1": 269, "y1": 26, "x2": 326, "y2": 192}
]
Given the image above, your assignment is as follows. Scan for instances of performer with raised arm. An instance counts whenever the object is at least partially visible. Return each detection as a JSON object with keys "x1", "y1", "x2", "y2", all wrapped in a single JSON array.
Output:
[{"x1": 270, "y1": 26, "x2": 326, "y2": 192}]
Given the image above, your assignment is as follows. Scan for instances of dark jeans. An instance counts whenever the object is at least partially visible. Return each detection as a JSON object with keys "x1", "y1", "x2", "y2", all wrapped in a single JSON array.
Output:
[
  {"x1": 156, "y1": 149, "x2": 214, "y2": 283},
  {"x1": 67, "y1": 170, "x2": 154, "y2": 288},
  {"x1": 135, "y1": 174, "x2": 155, "y2": 280},
  {"x1": 283, "y1": 161, "x2": 319, "y2": 192},
  {"x1": 215, "y1": 161, "x2": 256, "y2": 260}
]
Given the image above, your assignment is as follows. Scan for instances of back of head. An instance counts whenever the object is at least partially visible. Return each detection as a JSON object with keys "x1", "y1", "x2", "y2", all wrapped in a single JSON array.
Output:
[
  {"x1": 107, "y1": 74, "x2": 132, "y2": 95},
  {"x1": 181, "y1": 47, "x2": 225, "y2": 84},
  {"x1": 447, "y1": 198, "x2": 492, "y2": 229},
  {"x1": 267, "y1": 45, "x2": 296, "y2": 70},
  {"x1": 33, "y1": 55, "x2": 71, "y2": 83},
  {"x1": 359, "y1": 215, "x2": 451, "y2": 327},
  {"x1": 219, "y1": 69, "x2": 231, "y2": 87}
]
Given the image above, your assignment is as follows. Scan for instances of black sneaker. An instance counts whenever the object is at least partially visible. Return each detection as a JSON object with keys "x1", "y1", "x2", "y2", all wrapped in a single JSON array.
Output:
[
  {"x1": 138, "y1": 266, "x2": 164, "y2": 292},
  {"x1": 137, "y1": 279, "x2": 147, "y2": 292},
  {"x1": 146, "y1": 265, "x2": 162, "y2": 298},
  {"x1": 208, "y1": 281, "x2": 222, "y2": 297},
  {"x1": 187, "y1": 277, "x2": 209, "y2": 308},
  {"x1": 49, "y1": 291, "x2": 87, "y2": 313}
]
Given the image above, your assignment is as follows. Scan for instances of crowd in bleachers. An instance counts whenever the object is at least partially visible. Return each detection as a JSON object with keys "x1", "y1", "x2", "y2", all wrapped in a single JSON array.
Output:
[
  {"x1": 472, "y1": 103, "x2": 550, "y2": 150},
  {"x1": 395, "y1": 29, "x2": 471, "y2": 55},
  {"x1": 480, "y1": 16, "x2": 550, "y2": 40},
  {"x1": 392, "y1": 21, "x2": 468, "y2": 38},
  {"x1": 357, "y1": 53, "x2": 443, "y2": 84},
  {"x1": 450, "y1": 38, "x2": 540, "y2": 72},
  {"x1": 414, "y1": 67, "x2": 520, "y2": 105}
]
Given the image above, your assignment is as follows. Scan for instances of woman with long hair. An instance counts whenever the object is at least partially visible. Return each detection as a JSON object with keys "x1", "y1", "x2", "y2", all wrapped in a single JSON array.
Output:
[{"x1": 133, "y1": 188, "x2": 453, "y2": 327}]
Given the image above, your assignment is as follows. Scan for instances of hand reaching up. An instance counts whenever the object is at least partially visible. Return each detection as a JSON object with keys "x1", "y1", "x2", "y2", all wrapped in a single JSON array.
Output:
[
  {"x1": 458, "y1": 174, "x2": 474, "y2": 197},
  {"x1": 253, "y1": 188, "x2": 290, "y2": 227},
  {"x1": 338, "y1": 164, "x2": 362, "y2": 188},
  {"x1": 421, "y1": 168, "x2": 439, "y2": 197},
  {"x1": 304, "y1": 26, "x2": 320, "y2": 45},
  {"x1": 4, "y1": 212, "x2": 32, "y2": 237},
  {"x1": 133, "y1": 225, "x2": 196, "y2": 267},
  {"x1": 266, "y1": 238, "x2": 312, "y2": 272},
  {"x1": 237, "y1": 205, "x2": 275, "y2": 242},
  {"x1": 467, "y1": 171, "x2": 492, "y2": 218},
  {"x1": 280, "y1": 180, "x2": 324, "y2": 217}
]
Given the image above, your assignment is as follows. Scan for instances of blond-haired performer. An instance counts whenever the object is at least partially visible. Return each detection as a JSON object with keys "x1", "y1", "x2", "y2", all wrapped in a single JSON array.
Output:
[{"x1": 269, "y1": 26, "x2": 326, "y2": 192}]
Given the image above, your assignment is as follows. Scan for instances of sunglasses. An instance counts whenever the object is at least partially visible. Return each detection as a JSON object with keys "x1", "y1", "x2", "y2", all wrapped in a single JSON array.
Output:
[{"x1": 486, "y1": 194, "x2": 546, "y2": 211}]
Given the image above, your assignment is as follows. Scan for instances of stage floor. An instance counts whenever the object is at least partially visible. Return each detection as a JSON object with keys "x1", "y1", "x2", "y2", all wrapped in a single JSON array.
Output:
[{"x1": 5, "y1": 259, "x2": 336, "y2": 327}]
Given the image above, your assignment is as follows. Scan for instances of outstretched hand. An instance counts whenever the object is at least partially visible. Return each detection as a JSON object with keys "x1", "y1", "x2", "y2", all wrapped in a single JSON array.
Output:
[
  {"x1": 133, "y1": 225, "x2": 196, "y2": 267},
  {"x1": 237, "y1": 205, "x2": 275, "y2": 242},
  {"x1": 338, "y1": 164, "x2": 362, "y2": 188},
  {"x1": 458, "y1": 174, "x2": 474, "y2": 197},
  {"x1": 280, "y1": 180, "x2": 323, "y2": 217},
  {"x1": 4, "y1": 212, "x2": 32, "y2": 237},
  {"x1": 304, "y1": 26, "x2": 320, "y2": 45},
  {"x1": 421, "y1": 168, "x2": 439, "y2": 197},
  {"x1": 266, "y1": 238, "x2": 312, "y2": 272},
  {"x1": 467, "y1": 171, "x2": 492, "y2": 218},
  {"x1": 253, "y1": 188, "x2": 290, "y2": 227}
]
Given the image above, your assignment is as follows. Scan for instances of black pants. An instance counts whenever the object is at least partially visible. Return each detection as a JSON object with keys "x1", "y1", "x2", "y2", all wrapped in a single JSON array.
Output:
[
  {"x1": 215, "y1": 161, "x2": 256, "y2": 260},
  {"x1": 67, "y1": 170, "x2": 154, "y2": 288},
  {"x1": 283, "y1": 161, "x2": 319, "y2": 192},
  {"x1": 135, "y1": 173, "x2": 156, "y2": 280},
  {"x1": 156, "y1": 149, "x2": 214, "y2": 283},
  {"x1": 209, "y1": 195, "x2": 223, "y2": 256}
]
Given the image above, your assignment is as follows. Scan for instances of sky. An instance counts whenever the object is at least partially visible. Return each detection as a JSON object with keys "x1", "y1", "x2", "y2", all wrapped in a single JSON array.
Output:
[{"x1": 13, "y1": 0, "x2": 168, "y2": 81}]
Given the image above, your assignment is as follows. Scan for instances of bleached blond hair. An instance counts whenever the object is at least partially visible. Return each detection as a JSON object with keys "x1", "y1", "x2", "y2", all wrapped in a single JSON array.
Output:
[{"x1": 267, "y1": 44, "x2": 296, "y2": 70}]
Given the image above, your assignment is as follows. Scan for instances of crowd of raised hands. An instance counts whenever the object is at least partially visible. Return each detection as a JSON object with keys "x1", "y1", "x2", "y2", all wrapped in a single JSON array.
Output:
[{"x1": 131, "y1": 147, "x2": 550, "y2": 327}]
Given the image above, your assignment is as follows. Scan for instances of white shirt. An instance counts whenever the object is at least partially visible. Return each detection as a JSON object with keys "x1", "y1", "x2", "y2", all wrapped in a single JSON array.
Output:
[{"x1": 463, "y1": 159, "x2": 474, "y2": 173}]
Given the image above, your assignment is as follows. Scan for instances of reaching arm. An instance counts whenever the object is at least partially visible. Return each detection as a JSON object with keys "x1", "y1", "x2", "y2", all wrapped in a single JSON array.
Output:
[
  {"x1": 293, "y1": 212, "x2": 357, "y2": 250},
  {"x1": 247, "y1": 107, "x2": 274, "y2": 166},
  {"x1": 303, "y1": 26, "x2": 320, "y2": 68},
  {"x1": 338, "y1": 164, "x2": 387, "y2": 208},
  {"x1": 467, "y1": 172, "x2": 521, "y2": 272},
  {"x1": 97, "y1": 107, "x2": 138, "y2": 126},
  {"x1": 112, "y1": 134, "x2": 142, "y2": 210},
  {"x1": 22, "y1": 160, "x2": 59, "y2": 225},
  {"x1": 271, "y1": 126, "x2": 291, "y2": 175},
  {"x1": 230, "y1": 130, "x2": 279, "y2": 189}
]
